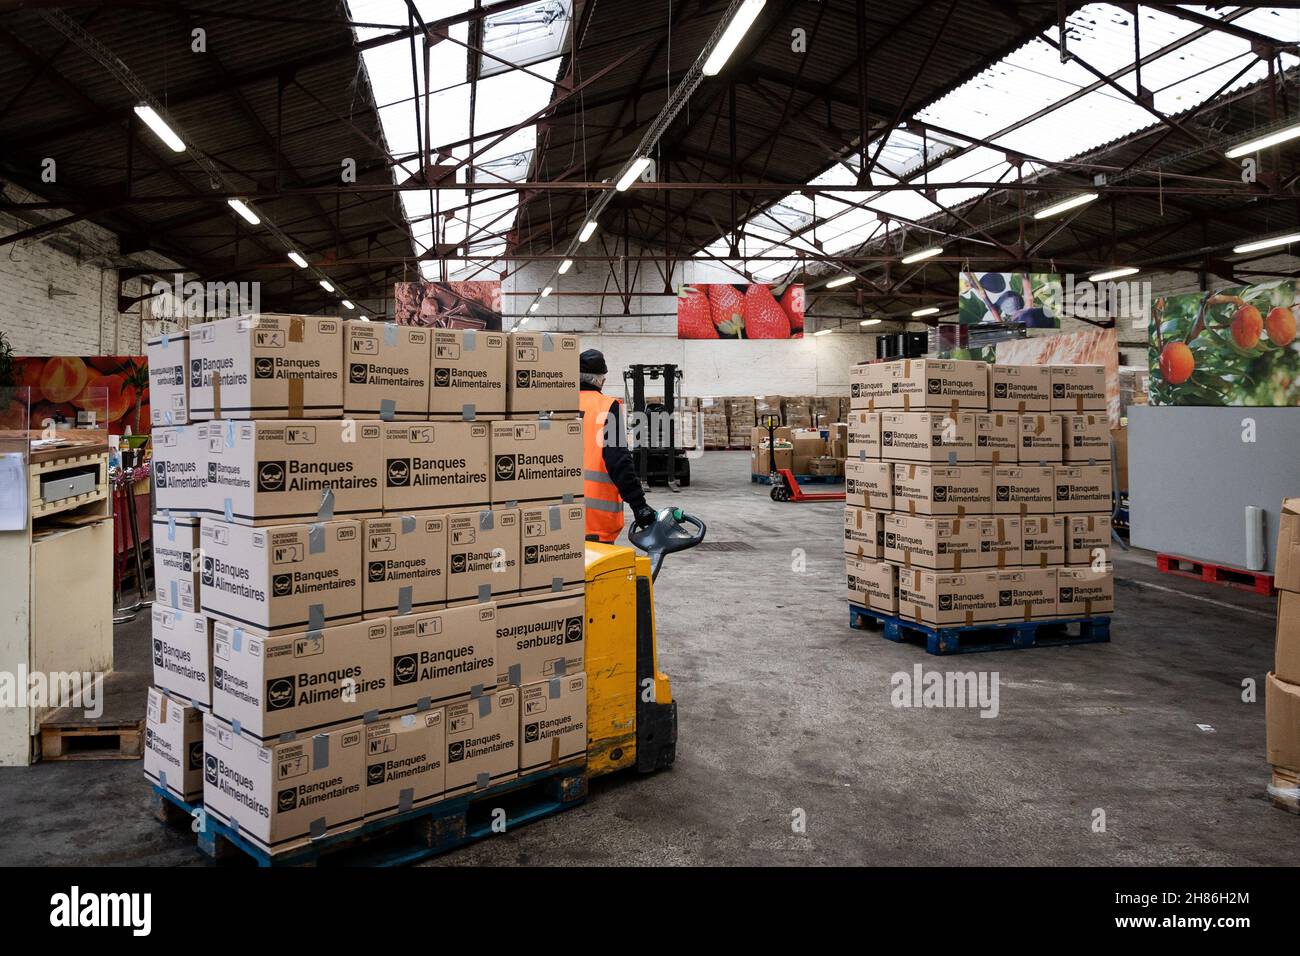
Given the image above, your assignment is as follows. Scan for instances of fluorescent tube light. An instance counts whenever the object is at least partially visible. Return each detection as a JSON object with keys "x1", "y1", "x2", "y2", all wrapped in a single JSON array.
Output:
[
  {"x1": 288, "y1": 251, "x2": 309, "y2": 268},
  {"x1": 1226, "y1": 123, "x2": 1300, "y2": 159},
  {"x1": 319, "y1": 279, "x2": 334, "y2": 293},
  {"x1": 1033, "y1": 192, "x2": 1098, "y2": 220},
  {"x1": 227, "y1": 199, "x2": 260, "y2": 225},
  {"x1": 134, "y1": 105, "x2": 184, "y2": 152},
  {"x1": 825, "y1": 274, "x2": 855, "y2": 288},
  {"x1": 702, "y1": 0, "x2": 766, "y2": 76},
  {"x1": 901, "y1": 246, "x2": 943, "y2": 265},
  {"x1": 911, "y1": 307, "x2": 939, "y2": 317},
  {"x1": 1234, "y1": 233, "x2": 1300, "y2": 254},
  {"x1": 1087, "y1": 266, "x2": 1139, "y2": 282},
  {"x1": 558, "y1": 259, "x2": 573, "y2": 274},
  {"x1": 578, "y1": 220, "x2": 597, "y2": 243},
  {"x1": 616, "y1": 156, "x2": 652, "y2": 192}
]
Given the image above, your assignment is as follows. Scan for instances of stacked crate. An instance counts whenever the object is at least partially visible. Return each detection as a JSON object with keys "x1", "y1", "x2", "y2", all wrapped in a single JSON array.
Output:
[
  {"x1": 144, "y1": 315, "x2": 588, "y2": 857},
  {"x1": 843, "y1": 358, "x2": 1115, "y2": 630},
  {"x1": 725, "y1": 396, "x2": 757, "y2": 448}
]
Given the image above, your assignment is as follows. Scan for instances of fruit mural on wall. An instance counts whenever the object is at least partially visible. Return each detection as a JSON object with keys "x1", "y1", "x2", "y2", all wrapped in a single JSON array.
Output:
[
  {"x1": 394, "y1": 281, "x2": 503, "y2": 330},
  {"x1": 1148, "y1": 281, "x2": 1300, "y2": 406},
  {"x1": 676, "y1": 282, "x2": 804, "y2": 339},
  {"x1": 1, "y1": 356, "x2": 150, "y2": 435},
  {"x1": 958, "y1": 271, "x2": 1062, "y2": 328}
]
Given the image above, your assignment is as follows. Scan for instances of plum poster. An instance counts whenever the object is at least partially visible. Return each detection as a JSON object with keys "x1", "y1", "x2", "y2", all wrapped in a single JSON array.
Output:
[
  {"x1": 394, "y1": 281, "x2": 503, "y2": 330},
  {"x1": 959, "y1": 272, "x2": 1062, "y2": 328},
  {"x1": 3, "y1": 355, "x2": 150, "y2": 435},
  {"x1": 1149, "y1": 281, "x2": 1300, "y2": 406},
  {"x1": 676, "y1": 283, "x2": 804, "y2": 339}
]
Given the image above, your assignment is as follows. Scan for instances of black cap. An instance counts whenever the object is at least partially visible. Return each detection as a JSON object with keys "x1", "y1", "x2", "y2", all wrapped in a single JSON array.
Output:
[{"x1": 580, "y1": 349, "x2": 607, "y2": 375}]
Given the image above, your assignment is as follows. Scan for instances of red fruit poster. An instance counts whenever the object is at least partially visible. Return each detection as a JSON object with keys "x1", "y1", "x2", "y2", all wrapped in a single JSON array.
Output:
[
  {"x1": 677, "y1": 283, "x2": 804, "y2": 339},
  {"x1": 1148, "y1": 281, "x2": 1300, "y2": 406},
  {"x1": 394, "y1": 281, "x2": 503, "y2": 330},
  {"x1": 4, "y1": 355, "x2": 150, "y2": 435}
]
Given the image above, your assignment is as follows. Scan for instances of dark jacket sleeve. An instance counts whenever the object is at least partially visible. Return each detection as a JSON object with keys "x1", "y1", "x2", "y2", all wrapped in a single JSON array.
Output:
[{"x1": 601, "y1": 400, "x2": 647, "y2": 511}]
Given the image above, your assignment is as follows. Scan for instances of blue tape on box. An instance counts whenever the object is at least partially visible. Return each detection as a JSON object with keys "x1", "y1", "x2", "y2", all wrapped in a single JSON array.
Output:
[
  {"x1": 507, "y1": 664, "x2": 521, "y2": 686},
  {"x1": 380, "y1": 399, "x2": 396, "y2": 422},
  {"x1": 479, "y1": 510, "x2": 494, "y2": 530},
  {"x1": 476, "y1": 772, "x2": 490, "y2": 790},
  {"x1": 309, "y1": 604, "x2": 325, "y2": 630},
  {"x1": 310, "y1": 817, "x2": 327, "y2": 839},
  {"x1": 398, "y1": 587, "x2": 412, "y2": 615},
  {"x1": 317, "y1": 487, "x2": 335, "y2": 521},
  {"x1": 225, "y1": 421, "x2": 235, "y2": 448},
  {"x1": 477, "y1": 695, "x2": 491, "y2": 717},
  {"x1": 462, "y1": 403, "x2": 476, "y2": 421},
  {"x1": 384, "y1": 323, "x2": 397, "y2": 347},
  {"x1": 224, "y1": 498, "x2": 234, "y2": 522},
  {"x1": 553, "y1": 659, "x2": 566, "y2": 676},
  {"x1": 167, "y1": 512, "x2": 176, "y2": 540},
  {"x1": 401, "y1": 515, "x2": 416, "y2": 533},
  {"x1": 232, "y1": 627, "x2": 243, "y2": 652},
  {"x1": 398, "y1": 788, "x2": 413, "y2": 813},
  {"x1": 542, "y1": 332, "x2": 554, "y2": 352},
  {"x1": 549, "y1": 677, "x2": 561, "y2": 699},
  {"x1": 477, "y1": 583, "x2": 491, "y2": 603},
  {"x1": 169, "y1": 581, "x2": 178, "y2": 607},
  {"x1": 549, "y1": 505, "x2": 562, "y2": 530},
  {"x1": 463, "y1": 330, "x2": 476, "y2": 351},
  {"x1": 313, "y1": 733, "x2": 330, "y2": 770},
  {"x1": 309, "y1": 523, "x2": 325, "y2": 553}
]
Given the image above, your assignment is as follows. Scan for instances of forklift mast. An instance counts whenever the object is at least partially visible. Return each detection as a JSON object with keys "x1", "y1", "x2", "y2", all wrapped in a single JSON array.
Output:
[{"x1": 622, "y1": 364, "x2": 691, "y2": 488}]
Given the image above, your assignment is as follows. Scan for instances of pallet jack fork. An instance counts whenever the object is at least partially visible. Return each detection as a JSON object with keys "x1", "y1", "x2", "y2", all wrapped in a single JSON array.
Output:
[{"x1": 759, "y1": 414, "x2": 846, "y2": 503}]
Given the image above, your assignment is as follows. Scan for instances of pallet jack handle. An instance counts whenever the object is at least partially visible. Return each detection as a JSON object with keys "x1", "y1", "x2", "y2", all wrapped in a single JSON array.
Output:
[{"x1": 628, "y1": 507, "x2": 707, "y2": 582}]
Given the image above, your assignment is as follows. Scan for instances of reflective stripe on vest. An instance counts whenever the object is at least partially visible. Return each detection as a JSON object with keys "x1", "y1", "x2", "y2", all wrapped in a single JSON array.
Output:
[{"x1": 579, "y1": 389, "x2": 624, "y2": 542}]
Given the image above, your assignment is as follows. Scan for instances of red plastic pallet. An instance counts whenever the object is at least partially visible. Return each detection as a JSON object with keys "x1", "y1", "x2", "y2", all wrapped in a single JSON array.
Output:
[{"x1": 1155, "y1": 553, "x2": 1275, "y2": 596}]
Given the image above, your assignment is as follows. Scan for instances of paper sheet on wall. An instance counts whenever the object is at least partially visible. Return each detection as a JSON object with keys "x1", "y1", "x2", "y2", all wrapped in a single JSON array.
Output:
[{"x1": 0, "y1": 453, "x2": 27, "y2": 531}]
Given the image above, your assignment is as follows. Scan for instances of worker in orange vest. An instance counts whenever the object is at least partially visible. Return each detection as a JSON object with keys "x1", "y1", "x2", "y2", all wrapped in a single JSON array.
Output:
[{"x1": 579, "y1": 349, "x2": 655, "y2": 543}]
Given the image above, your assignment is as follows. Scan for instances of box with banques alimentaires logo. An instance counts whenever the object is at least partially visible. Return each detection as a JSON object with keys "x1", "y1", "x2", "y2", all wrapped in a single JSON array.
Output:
[
  {"x1": 147, "y1": 330, "x2": 190, "y2": 426},
  {"x1": 494, "y1": 587, "x2": 585, "y2": 687},
  {"x1": 189, "y1": 314, "x2": 344, "y2": 419},
  {"x1": 143, "y1": 687, "x2": 205, "y2": 802},
  {"x1": 445, "y1": 688, "x2": 518, "y2": 797},
  {"x1": 489, "y1": 419, "x2": 583, "y2": 506},
  {"x1": 363, "y1": 709, "x2": 446, "y2": 821},
  {"x1": 342, "y1": 321, "x2": 430, "y2": 420},
  {"x1": 388, "y1": 602, "x2": 499, "y2": 711},
  {"x1": 519, "y1": 672, "x2": 587, "y2": 774},
  {"x1": 518, "y1": 503, "x2": 585, "y2": 594},
  {"x1": 151, "y1": 605, "x2": 212, "y2": 706},
  {"x1": 362, "y1": 514, "x2": 447, "y2": 618},
  {"x1": 381, "y1": 421, "x2": 491, "y2": 512},
  {"x1": 152, "y1": 423, "x2": 211, "y2": 516},
  {"x1": 152, "y1": 513, "x2": 201, "y2": 612},
  {"x1": 430, "y1": 329, "x2": 508, "y2": 420},
  {"x1": 507, "y1": 332, "x2": 580, "y2": 418},
  {"x1": 445, "y1": 507, "x2": 521, "y2": 603}
]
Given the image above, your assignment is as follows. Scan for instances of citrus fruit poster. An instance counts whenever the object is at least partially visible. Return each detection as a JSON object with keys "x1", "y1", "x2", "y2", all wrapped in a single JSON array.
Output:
[
  {"x1": 3, "y1": 355, "x2": 150, "y2": 435},
  {"x1": 1149, "y1": 281, "x2": 1300, "y2": 406},
  {"x1": 676, "y1": 283, "x2": 804, "y2": 339}
]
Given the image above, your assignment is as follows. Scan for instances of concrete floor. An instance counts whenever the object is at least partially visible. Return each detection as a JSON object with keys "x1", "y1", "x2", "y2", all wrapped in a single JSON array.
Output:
[{"x1": 0, "y1": 449, "x2": 1291, "y2": 866}]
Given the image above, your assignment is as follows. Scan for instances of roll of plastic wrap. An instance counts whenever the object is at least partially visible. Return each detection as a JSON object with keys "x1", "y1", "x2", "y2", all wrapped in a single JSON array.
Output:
[{"x1": 1245, "y1": 505, "x2": 1265, "y2": 571}]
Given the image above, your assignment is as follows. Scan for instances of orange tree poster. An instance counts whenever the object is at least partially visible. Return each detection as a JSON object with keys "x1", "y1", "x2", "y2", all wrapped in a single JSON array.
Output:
[
  {"x1": 1149, "y1": 281, "x2": 1299, "y2": 406},
  {"x1": 4, "y1": 355, "x2": 150, "y2": 435},
  {"x1": 676, "y1": 282, "x2": 804, "y2": 339}
]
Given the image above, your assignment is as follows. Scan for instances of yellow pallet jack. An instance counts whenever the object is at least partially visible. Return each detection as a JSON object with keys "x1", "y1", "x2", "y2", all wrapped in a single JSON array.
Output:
[{"x1": 583, "y1": 508, "x2": 706, "y2": 778}]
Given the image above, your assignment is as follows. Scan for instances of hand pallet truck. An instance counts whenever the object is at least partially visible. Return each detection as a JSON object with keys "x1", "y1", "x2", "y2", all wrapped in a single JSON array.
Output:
[{"x1": 758, "y1": 415, "x2": 846, "y2": 503}]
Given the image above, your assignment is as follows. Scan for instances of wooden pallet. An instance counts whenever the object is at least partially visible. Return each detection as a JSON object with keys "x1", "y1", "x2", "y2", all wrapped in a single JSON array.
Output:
[
  {"x1": 149, "y1": 761, "x2": 588, "y2": 866},
  {"x1": 40, "y1": 717, "x2": 143, "y2": 760},
  {"x1": 1156, "y1": 553, "x2": 1275, "y2": 596},
  {"x1": 849, "y1": 602, "x2": 1111, "y2": 655},
  {"x1": 1268, "y1": 767, "x2": 1300, "y2": 815}
]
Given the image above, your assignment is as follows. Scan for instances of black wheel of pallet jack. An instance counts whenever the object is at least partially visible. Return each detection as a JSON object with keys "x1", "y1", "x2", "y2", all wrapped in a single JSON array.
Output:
[{"x1": 771, "y1": 485, "x2": 788, "y2": 502}]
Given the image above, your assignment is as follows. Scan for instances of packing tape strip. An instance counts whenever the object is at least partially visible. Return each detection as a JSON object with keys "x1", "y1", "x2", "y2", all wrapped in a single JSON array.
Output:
[
  {"x1": 418, "y1": 696, "x2": 431, "y2": 711},
  {"x1": 224, "y1": 498, "x2": 234, "y2": 522},
  {"x1": 470, "y1": 683, "x2": 484, "y2": 699},
  {"x1": 169, "y1": 581, "x2": 178, "y2": 607},
  {"x1": 212, "y1": 372, "x2": 222, "y2": 419},
  {"x1": 549, "y1": 505, "x2": 562, "y2": 530},
  {"x1": 158, "y1": 770, "x2": 168, "y2": 790},
  {"x1": 167, "y1": 511, "x2": 176, "y2": 540},
  {"x1": 542, "y1": 332, "x2": 554, "y2": 351},
  {"x1": 480, "y1": 509, "x2": 494, "y2": 530},
  {"x1": 309, "y1": 603, "x2": 325, "y2": 630},
  {"x1": 1023, "y1": 602, "x2": 1032, "y2": 622},
  {"x1": 550, "y1": 737, "x2": 560, "y2": 767},
  {"x1": 539, "y1": 417, "x2": 550, "y2": 430},
  {"x1": 549, "y1": 677, "x2": 561, "y2": 699},
  {"x1": 463, "y1": 330, "x2": 476, "y2": 351},
  {"x1": 161, "y1": 332, "x2": 170, "y2": 348},
  {"x1": 476, "y1": 772, "x2": 490, "y2": 790},
  {"x1": 231, "y1": 718, "x2": 242, "y2": 737},
  {"x1": 462, "y1": 403, "x2": 476, "y2": 421},
  {"x1": 965, "y1": 611, "x2": 974, "y2": 627},
  {"x1": 384, "y1": 323, "x2": 397, "y2": 347},
  {"x1": 398, "y1": 788, "x2": 414, "y2": 813},
  {"x1": 380, "y1": 399, "x2": 396, "y2": 422},
  {"x1": 562, "y1": 493, "x2": 574, "y2": 504},
  {"x1": 507, "y1": 664, "x2": 521, "y2": 686},
  {"x1": 163, "y1": 409, "x2": 173, "y2": 425},
  {"x1": 309, "y1": 522, "x2": 326, "y2": 553},
  {"x1": 310, "y1": 817, "x2": 327, "y2": 839},
  {"x1": 478, "y1": 583, "x2": 491, "y2": 603},
  {"x1": 947, "y1": 451, "x2": 957, "y2": 466},
  {"x1": 287, "y1": 377, "x2": 305, "y2": 418},
  {"x1": 364, "y1": 709, "x2": 378, "y2": 722},
  {"x1": 279, "y1": 730, "x2": 296, "y2": 743},
  {"x1": 232, "y1": 627, "x2": 243, "y2": 652},
  {"x1": 507, "y1": 499, "x2": 518, "y2": 508},
  {"x1": 400, "y1": 713, "x2": 416, "y2": 728},
  {"x1": 402, "y1": 514, "x2": 416, "y2": 533},
  {"x1": 398, "y1": 586, "x2": 412, "y2": 615},
  {"x1": 317, "y1": 487, "x2": 335, "y2": 521},
  {"x1": 551, "y1": 577, "x2": 564, "y2": 592},
  {"x1": 478, "y1": 695, "x2": 492, "y2": 717},
  {"x1": 289, "y1": 317, "x2": 305, "y2": 342},
  {"x1": 313, "y1": 733, "x2": 329, "y2": 769},
  {"x1": 225, "y1": 420, "x2": 235, "y2": 448},
  {"x1": 553, "y1": 659, "x2": 566, "y2": 676}
]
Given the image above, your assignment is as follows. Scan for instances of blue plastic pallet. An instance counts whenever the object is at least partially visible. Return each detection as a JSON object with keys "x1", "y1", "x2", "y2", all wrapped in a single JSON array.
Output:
[
  {"x1": 148, "y1": 761, "x2": 587, "y2": 866},
  {"x1": 848, "y1": 602, "x2": 1110, "y2": 655},
  {"x1": 750, "y1": 473, "x2": 841, "y2": 485}
]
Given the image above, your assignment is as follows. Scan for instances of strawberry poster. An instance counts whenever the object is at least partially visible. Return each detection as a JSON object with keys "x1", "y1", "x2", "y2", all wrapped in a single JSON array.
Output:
[
  {"x1": 1149, "y1": 281, "x2": 1300, "y2": 406},
  {"x1": 676, "y1": 283, "x2": 804, "y2": 339},
  {"x1": 2, "y1": 355, "x2": 150, "y2": 435}
]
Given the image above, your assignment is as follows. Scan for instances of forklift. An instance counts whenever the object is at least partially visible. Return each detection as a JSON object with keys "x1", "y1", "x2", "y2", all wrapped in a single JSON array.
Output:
[
  {"x1": 623, "y1": 363, "x2": 692, "y2": 489},
  {"x1": 584, "y1": 507, "x2": 706, "y2": 777}
]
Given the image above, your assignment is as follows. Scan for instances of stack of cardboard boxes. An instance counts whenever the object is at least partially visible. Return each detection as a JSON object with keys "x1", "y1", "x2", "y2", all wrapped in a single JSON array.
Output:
[
  {"x1": 144, "y1": 315, "x2": 588, "y2": 856},
  {"x1": 725, "y1": 397, "x2": 757, "y2": 448},
  {"x1": 750, "y1": 423, "x2": 847, "y2": 478},
  {"x1": 843, "y1": 358, "x2": 1115, "y2": 628},
  {"x1": 1267, "y1": 499, "x2": 1300, "y2": 806}
]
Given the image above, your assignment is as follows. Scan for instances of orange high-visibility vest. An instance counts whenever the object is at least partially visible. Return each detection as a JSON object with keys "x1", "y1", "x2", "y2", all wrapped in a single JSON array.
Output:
[{"x1": 580, "y1": 389, "x2": 625, "y2": 543}]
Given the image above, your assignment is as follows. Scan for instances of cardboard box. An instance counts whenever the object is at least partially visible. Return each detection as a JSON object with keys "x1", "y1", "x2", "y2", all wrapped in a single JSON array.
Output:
[
  {"x1": 846, "y1": 556, "x2": 897, "y2": 614},
  {"x1": 1067, "y1": 514, "x2": 1111, "y2": 566},
  {"x1": 1054, "y1": 464, "x2": 1112, "y2": 514},
  {"x1": 490, "y1": 419, "x2": 584, "y2": 506},
  {"x1": 1280, "y1": 499, "x2": 1300, "y2": 594},
  {"x1": 202, "y1": 715, "x2": 364, "y2": 855},
  {"x1": 1063, "y1": 413, "x2": 1111, "y2": 463},
  {"x1": 190, "y1": 314, "x2": 343, "y2": 419},
  {"x1": 843, "y1": 506, "x2": 881, "y2": 560},
  {"x1": 363, "y1": 709, "x2": 446, "y2": 820},
  {"x1": 343, "y1": 321, "x2": 430, "y2": 420},
  {"x1": 152, "y1": 424, "x2": 210, "y2": 516},
  {"x1": 152, "y1": 605, "x2": 212, "y2": 706},
  {"x1": 1112, "y1": 425, "x2": 1128, "y2": 494},
  {"x1": 993, "y1": 465, "x2": 1055, "y2": 515},
  {"x1": 891, "y1": 464, "x2": 992, "y2": 516},
  {"x1": 808, "y1": 456, "x2": 842, "y2": 477},
  {"x1": 1267, "y1": 672, "x2": 1300, "y2": 772},
  {"x1": 519, "y1": 672, "x2": 587, "y2": 773},
  {"x1": 153, "y1": 514, "x2": 201, "y2": 612},
  {"x1": 883, "y1": 514, "x2": 985, "y2": 571},
  {"x1": 519, "y1": 503, "x2": 585, "y2": 593},
  {"x1": 992, "y1": 567, "x2": 1057, "y2": 621},
  {"x1": 382, "y1": 421, "x2": 491, "y2": 513},
  {"x1": 842, "y1": 408, "x2": 883, "y2": 457},
  {"x1": 975, "y1": 413, "x2": 1018, "y2": 464},
  {"x1": 495, "y1": 588, "x2": 585, "y2": 687},
  {"x1": 896, "y1": 568, "x2": 1002, "y2": 627},
  {"x1": 879, "y1": 411, "x2": 978, "y2": 463},
  {"x1": 147, "y1": 330, "x2": 190, "y2": 426},
  {"x1": 989, "y1": 364, "x2": 1051, "y2": 413},
  {"x1": 1056, "y1": 565, "x2": 1115, "y2": 616},
  {"x1": 976, "y1": 515, "x2": 1022, "y2": 568},
  {"x1": 199, "y1": 518, "x2": 362, "y2": 635},
  {"x1": 445, "y1": 688, "x2": 519, "y2": 796},
  {"x1": 211, "y1": 618, "x2": 390, "y2": 741},
  {"x1": 389, "y1": 603, "x2": 499, "y2": 711},
  {"x1": 430, "y1": 329, "x2": 508, "y2": 419},
  {"x1": 1050, "y1": 364, "x2": 1107, "y2": 412},
  {"x1": 751, "y1": 440, "x2": 793, "y2": 474},
  {"x1": 1274, "y1": 591, "x2": 1300, "y2": 685},
  {"x1": 1022, "y1": 515, "x2": 1065, "y2": 567},
  {"x1": 852, "y1": 358, "x2": 988, "y2": 410},
  {"x1": 844, "y1": 460, "x2": 893, "y2": 511},
  {"x1": 363, "y1": 514, "x2": 447, "y2": 618},
  {"x1": 1019, "y1": 413, "x2": 1064, "y2": 464},
  {"x1": 446, "y1": 507, "x2": 521, "y2": 602},
  {"x1": 507, "y1": 331, "x2": 580, "y2": 418},
  {"x1": 143, "y1": 688, "x2": 204, "y2": 802},
  {"x1": 206, "y1": 419, "x2": 384, "y2": 525}
]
